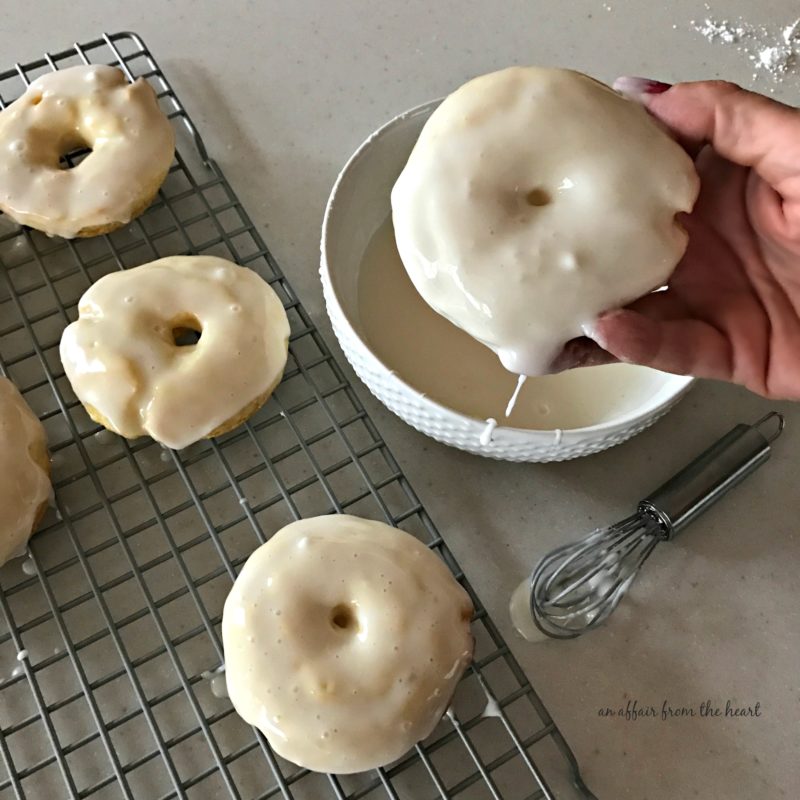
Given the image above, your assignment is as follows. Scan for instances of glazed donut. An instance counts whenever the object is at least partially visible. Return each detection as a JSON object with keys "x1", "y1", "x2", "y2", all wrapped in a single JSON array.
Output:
[
  {"x1": 0, "y1": 377, "x2": 51, "y2": 566},
  {"x1": 0, "y1": 64, "x2": 174, "y2": 238},
  {"x1": 60, "y1": 256, "x2": 290, "y2": 450},
  {"x1": 222, "y1": 515, "x2": 474, "y2": 774},
  {"x1": 391, "y1": 66, "x2": 699, "y2": 376}
]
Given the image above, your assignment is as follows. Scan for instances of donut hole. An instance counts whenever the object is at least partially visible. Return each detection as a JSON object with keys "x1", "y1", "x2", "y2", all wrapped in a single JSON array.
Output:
[
  {"x1": 57, "y1": 134, "x2": 93, "y2": 170},
  {"x1": 525, "y1": 187, "x2": 552, "y2": 207},
  {"x1": 170, "y1": 314, "x2": 203, "y2": 347},
  {"x1": 329, "y1": 603, "x2": 359, "y2": 634}
]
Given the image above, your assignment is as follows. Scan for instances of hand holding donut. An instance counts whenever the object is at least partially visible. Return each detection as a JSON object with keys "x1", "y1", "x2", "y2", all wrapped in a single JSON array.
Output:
[{"x1": 573, "y1": 79, "x2": 800, "y2": 400}]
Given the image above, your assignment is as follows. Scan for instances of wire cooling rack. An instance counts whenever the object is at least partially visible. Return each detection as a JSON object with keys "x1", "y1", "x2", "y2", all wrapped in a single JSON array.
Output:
[{"x1": 0, "y1": 32, "x2": 596, "y2": 800}]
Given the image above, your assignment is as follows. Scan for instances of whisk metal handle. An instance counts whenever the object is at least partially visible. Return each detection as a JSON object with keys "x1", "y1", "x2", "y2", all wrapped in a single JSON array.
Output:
[{"x1": 640, "y1": 412, "x2": 784, "y2": 539}]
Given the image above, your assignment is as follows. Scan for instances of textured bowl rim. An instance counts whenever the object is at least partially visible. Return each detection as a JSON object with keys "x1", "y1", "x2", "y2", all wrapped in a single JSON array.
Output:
[{"x1": 320, "y1": 99, "x2": 694, "y2": 440}]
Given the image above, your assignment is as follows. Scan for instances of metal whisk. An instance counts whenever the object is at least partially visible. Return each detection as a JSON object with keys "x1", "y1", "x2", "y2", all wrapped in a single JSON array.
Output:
[{"x1": 525, "y1": 412, "x2": 785, "y2": 639}]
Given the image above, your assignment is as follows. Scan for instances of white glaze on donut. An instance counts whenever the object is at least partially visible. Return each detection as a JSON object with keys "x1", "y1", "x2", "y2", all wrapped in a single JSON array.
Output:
[
  {"x1": 0, "y1": 64, "x2": 174, "y2": 237},
  {"x1": 222, "y1": 515, "x2": 474, "y2": 774},
  {"x1": 0, "y1": 378, "x2": 51, "y2": 566},
  {"x1": 60, "y1": 256, "x2": 290, "y2": 449},
  {"x1": 391, "y1": 67, "x2": 699, "y2": 375}
]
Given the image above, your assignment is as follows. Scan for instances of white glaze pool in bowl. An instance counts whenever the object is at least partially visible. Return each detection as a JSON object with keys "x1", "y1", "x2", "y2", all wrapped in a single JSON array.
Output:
[{"x1": 320, "y1": 100, "x2": 693, "y2": 462}]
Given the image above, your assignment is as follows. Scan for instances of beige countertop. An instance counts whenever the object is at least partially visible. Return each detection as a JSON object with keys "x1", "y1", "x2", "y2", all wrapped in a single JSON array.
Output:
[{"x1": 3, "y1": 1, "x2": 799, "y2": 798}]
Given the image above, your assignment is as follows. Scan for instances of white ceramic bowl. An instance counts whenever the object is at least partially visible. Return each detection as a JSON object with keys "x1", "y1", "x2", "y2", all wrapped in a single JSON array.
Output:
[{"x1": 320, "y1": 100, "x2": 693, "y2": 462}]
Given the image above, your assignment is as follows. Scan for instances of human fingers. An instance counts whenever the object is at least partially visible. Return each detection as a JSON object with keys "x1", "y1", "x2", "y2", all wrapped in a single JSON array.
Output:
[
  {"x1": 624, "y1": 288, "x2": 689, "y2": 320},
  {"x1": 613, "y1": 78, "x2": 800, "y2": 190},
  {"x1": 546, "y1": 291, "x2": 688, "y2": 373},
  {"x1": 587, "y1": 308, "x2": 732, "y2": 380}
]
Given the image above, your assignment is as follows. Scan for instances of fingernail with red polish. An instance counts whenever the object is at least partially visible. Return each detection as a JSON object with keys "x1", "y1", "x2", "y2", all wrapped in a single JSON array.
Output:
[{"x1": 613, "y1": 77, "x2": 672, "y2": 103}]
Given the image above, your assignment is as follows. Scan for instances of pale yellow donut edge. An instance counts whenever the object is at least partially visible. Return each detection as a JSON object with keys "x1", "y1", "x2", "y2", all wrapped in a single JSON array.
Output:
[
  {"x1": 81, "y1": 338, "x2": 289, "y2": 444},
  {"x1": 70, "y1": 165, "x2": 171, "y2": 238},
  {"x1": 27, "y1": 438, "x2": 51, "y2": 536},
  {"x1": 0, "y1": 381, "x2": 52, "y2": 566},
  {"x1": 0, "y1": 165, "x2": 170, "y2": 239}
]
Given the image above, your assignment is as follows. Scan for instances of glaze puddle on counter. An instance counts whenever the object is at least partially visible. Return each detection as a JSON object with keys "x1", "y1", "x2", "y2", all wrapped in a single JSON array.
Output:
[{"x1": 357, "y1": 217, "x2": 669, "y2": 431}]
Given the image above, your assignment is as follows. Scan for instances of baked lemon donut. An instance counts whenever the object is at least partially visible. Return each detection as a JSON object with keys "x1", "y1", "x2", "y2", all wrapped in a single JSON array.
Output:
[
  {"x1": 222, "y1": 515, "x2": 474, "y2": 774},
  {"x1": 0, "y1": 377, "x2": 51, "y2": 566},
  {"x1": 0, "y1": 64, "x2": 174, "y2": 238},
  {"x1": 391, "y1": 66, "x2": 699, "y2": 376},
  {"x1": 60, "y1": 256, "x2": 290, "y2": 450}
]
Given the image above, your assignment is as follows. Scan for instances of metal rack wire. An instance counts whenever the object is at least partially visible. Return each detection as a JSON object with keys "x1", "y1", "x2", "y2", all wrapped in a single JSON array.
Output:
[{"x1": 0, "y1": 32, "x2": 596, "y2": 800}]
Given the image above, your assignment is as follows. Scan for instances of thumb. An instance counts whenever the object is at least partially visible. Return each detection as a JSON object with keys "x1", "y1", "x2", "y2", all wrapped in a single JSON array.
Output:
[
  {"x1": 613, "y1": 78, "x2": 800, "y2": 189},
  {"x1": 589, "y1": 309, "x2": 732, "y2": 381}
]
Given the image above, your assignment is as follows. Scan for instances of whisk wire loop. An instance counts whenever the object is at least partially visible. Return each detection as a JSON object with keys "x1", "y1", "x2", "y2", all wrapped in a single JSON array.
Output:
[
  {"x1": 530, "y1": 513, "x2": 662, "y2": 639},
  {"x1": 526, "y1": 413, "x2": 784, "y2": 639}
]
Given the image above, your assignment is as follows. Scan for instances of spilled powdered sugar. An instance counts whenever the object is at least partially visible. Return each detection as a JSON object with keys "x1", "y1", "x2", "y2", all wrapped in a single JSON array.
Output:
[
  {"x1": 694, "y1": 18, "x2": 745, "y2": 44},
  {"x1": 690, "y1": 9, "x2": 800, "y2": 87}
]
